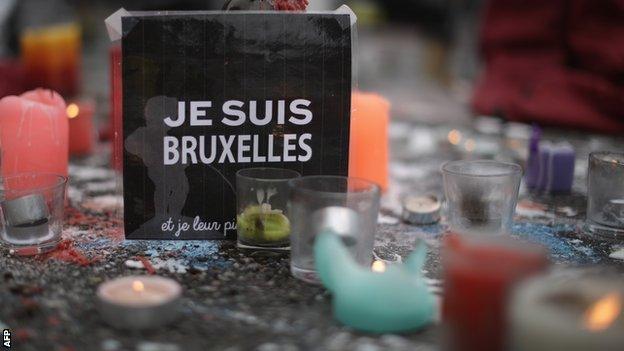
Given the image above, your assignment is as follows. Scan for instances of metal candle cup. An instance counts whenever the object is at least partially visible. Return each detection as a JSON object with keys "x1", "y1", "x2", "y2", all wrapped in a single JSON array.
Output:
[
  {"x1": 311, "y1": 206, "x2": 360, "y2": 247},
  {"x1": 97, "y1": 276, "x2": 182, "y2": 330},
  {"x1": 402, "y1": 195, "x2": 441, "y2": 225},
  {"x1": 1, "y1": 194, "x2": 50, "y2": 245}
]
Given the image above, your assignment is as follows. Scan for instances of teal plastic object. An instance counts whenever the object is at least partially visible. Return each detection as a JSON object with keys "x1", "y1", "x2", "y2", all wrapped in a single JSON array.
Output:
[{"x1": 314, "y1": 232, "x2": 435, "y2": 333}]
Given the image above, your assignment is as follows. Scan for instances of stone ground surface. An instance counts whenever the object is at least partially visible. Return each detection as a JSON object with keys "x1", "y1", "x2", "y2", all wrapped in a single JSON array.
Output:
[{"x1": 1, "y1": 121, "x2": 623, "y2": 351}]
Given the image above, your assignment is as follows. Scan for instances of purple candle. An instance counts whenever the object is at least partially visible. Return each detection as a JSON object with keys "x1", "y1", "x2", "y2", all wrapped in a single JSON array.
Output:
[
  {"x1": 535, "y1": 142, "x2": 575, "y2": 193},
  {"x1": 526, "y1": 125, "x2": 542, "y2": 189}
]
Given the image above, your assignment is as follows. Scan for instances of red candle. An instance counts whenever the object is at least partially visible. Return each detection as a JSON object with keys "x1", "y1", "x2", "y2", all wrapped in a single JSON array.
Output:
[
  {"x1": 349, "y1": 91, "x2": 390, "y2": 191},
  {"x1": 0, "y1": 89, "x2": 68, "y2": 177},
  {"x1": 67, "y1": 100, "x2": 95, "y2": 156},
  {"x1": 110, "y1": 43, "x2": 123, "y2": 171},
  {"x1": 442, "y1": 234, "x2": 549, "y2": 351}
]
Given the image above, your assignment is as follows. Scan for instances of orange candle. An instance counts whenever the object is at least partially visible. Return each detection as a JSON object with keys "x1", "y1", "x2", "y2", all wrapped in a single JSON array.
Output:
[
  {"x1": 349, "y1": 91, "x2": 390, "y2": 191},
  {"x1": 67, "y1": 100, "x2": 95, "y2": 156},
  {"x1": 0, "y1": 89, "x2": 68, "y2": 178},
  {"x1": 20, "y1": 23, "x2": 81, "y2": 97}
]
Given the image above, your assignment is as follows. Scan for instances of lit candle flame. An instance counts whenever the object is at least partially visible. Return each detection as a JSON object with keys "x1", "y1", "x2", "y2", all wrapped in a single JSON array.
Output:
[
  {"x1": 132, "y1": 280, "x2": 145, "y2": 293},
  {"x1": 584, "y1": 292, "x2": 621, "y2": 331},
  {"x1": 371, "y1": 260, "x2": 386, "y2": 273},
  {"x1": 464, "y1": 139, "x2": 476, "y2": 152},
  {"x1": 66, "y1": 103, "x2": 80, "y2": 119},
  {"x1": 447, "y1": 130, "x2": 462, "y2": 145}
]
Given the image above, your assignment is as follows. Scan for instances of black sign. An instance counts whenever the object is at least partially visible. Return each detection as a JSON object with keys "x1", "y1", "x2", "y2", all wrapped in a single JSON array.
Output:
[{"x1": 122, "y1": 12, "x2": 352, "y2": 240}]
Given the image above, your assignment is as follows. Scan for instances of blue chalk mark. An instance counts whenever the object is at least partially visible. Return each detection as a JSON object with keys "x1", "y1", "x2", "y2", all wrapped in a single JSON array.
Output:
[{"x1": 512, "y1": 222, "x2": 599, "y2": 264}]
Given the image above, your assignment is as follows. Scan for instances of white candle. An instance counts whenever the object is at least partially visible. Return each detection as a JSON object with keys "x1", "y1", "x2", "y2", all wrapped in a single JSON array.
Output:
[
  {"x1": 510, "y1": 271, "x2": 624, "y2": 351},
  {"x1": 97, "y1": 276, "x2": 182, "y2": 330}
]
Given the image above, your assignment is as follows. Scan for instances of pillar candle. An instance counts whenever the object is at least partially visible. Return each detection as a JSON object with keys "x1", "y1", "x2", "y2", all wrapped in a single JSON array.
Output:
[
  {"x1": 442, "y1": 234, "x2": 549, "y2": 351},
  {"x1": 67, "y1": 100, "x2": 95, "y2": 156},
  {"x1": 349, "y1": 91, "x2": 389, "y2": 191},
  {"x1": 110, "y1": 43, "x2": 123, "y2": 171},
  {"x1": 20, "y1": 23, "x2": 81, "y2": 97},
  {"x1": 0, "y1": 89, "x2": 68, "y2": 178}
]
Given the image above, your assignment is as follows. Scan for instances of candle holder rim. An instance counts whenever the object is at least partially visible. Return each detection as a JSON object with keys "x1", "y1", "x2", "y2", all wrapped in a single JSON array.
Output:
[
  {"x1": 0, "y1": 172, "x2": 68, "y2": 192},
  {"x1": 589, "y1": 151, "x2": 624, "y2": 165},
  {"x1": 97, "y1": 275, "x2": 182, "y2": 308},
  {"x1": 236, "y1": 167, "x2": 301, "y2": 182},
  {"x1": 441, "y1": 160, "x2": 522, "y2": 178},
  {"x1": 288, "y1": 175, "x2": 381, "y2": 197}
]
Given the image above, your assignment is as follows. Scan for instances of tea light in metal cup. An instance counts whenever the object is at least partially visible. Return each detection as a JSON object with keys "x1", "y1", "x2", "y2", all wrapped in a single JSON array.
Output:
[
  {"x1": 0, "y1": 173, "x2": 66, "y2": 255},
  {"x1": 311, "y1": 206, "x2": 360, "y2": 247},
  {"x1": 97, "y1": 276, "x2": 182, "y2": 330},
  {"x1": 1, "y1": 194, "x2": 51, "y2": 245},
  {"x1": 402, "y1": 195, "x2": 441, "y2": 225}
]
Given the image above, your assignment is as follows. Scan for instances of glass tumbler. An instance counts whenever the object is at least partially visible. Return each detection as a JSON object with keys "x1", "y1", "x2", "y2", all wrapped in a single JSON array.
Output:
[
  {"x1": 288, "y1": 176, "x2": 381, "y2": 283},
  {"x1": 442, "y1": 160, "x2": 522, "y2": 236},
  {"x1": 236, "y1": 168, "x2": 301, "y2": 251},
  {"x1": 585, "y1": 152, "x2": 624, "y2": 240},
  {"x1": 0, "y1": 173, "x2": 67, "y2": 255}
]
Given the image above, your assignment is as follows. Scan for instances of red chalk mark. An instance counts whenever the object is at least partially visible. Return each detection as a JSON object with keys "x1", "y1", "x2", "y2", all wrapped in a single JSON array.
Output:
[
  {"x1": 42, "y1": 240, "x2": 95, "y2": 266},
  {"x1": 274, "y1": 0, "x2": 308, "y2": 11},
  {"x1": 135, "y1": 256, "x2": 157, "y2": 275},
  {"x1": 65, "y1": 206, "x2": 124, "y2": 242}
]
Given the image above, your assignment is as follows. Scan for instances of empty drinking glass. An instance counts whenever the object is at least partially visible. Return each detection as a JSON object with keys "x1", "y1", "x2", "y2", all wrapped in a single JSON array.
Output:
[
  {"x1": 442, "y1": 160, "x2": 522, "y2": 236},
  {"x1": 288, "y1": 176, "x2": 381, "y2": 284}
]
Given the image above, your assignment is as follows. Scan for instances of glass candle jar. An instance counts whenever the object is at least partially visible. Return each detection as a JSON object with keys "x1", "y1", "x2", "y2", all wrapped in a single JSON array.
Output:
[
  {"x1": 0, "y1": 173, "x2": 67, "y2": 255},
  {"x1": 585, "y1": 152, "x2": 624, "y2": 240},
  {"x1": 442, "y1": 160, "x2": 522, "y2": 236},
  {"x1": 288, "y1": 176, "x2": 381, "y2": 284},
  {"x1": 236, "y1": 168, "x2": 301, "y2": 251}
]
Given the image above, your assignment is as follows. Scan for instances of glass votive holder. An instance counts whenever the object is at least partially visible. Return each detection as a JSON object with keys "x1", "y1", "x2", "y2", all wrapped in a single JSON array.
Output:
[
  {"x1": 0, "y1": 173, "x2": 67, "y2": 255},
  {"x1": 236, "y1": 168, "x2": 301, "y2": 251},
  {"x1": 585, "y1": 152, "x2": 624, "y2": 240},
  {"x1": 288, "y1": 176, "x2": 381, "y2": 284},
  {"x1": 442, "y1": 160, "x2": 522, "y2": 236}
]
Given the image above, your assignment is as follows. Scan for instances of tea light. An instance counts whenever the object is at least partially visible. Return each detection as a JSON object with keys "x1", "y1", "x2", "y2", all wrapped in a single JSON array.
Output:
[
  {"x1": 1, "y1": 194, "x2": 50, "y2": 245},
  {"x1": 97, "y1": 276, "x2": 182, "y2": 330},
  {"x1": 67, "y1": 101, "x2": 95, "y2": 156},
  {"x1": 510, "y1": 272, "x2": 624, "y2": 351},
  {"x1": 402, "y1": 195, "x2": 441, "y2": 225}
]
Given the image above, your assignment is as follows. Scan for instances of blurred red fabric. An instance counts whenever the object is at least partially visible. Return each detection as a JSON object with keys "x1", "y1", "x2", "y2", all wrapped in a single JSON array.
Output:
[{"x1": 472, "y1": 0, "x2": 624, "y2": 133}]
